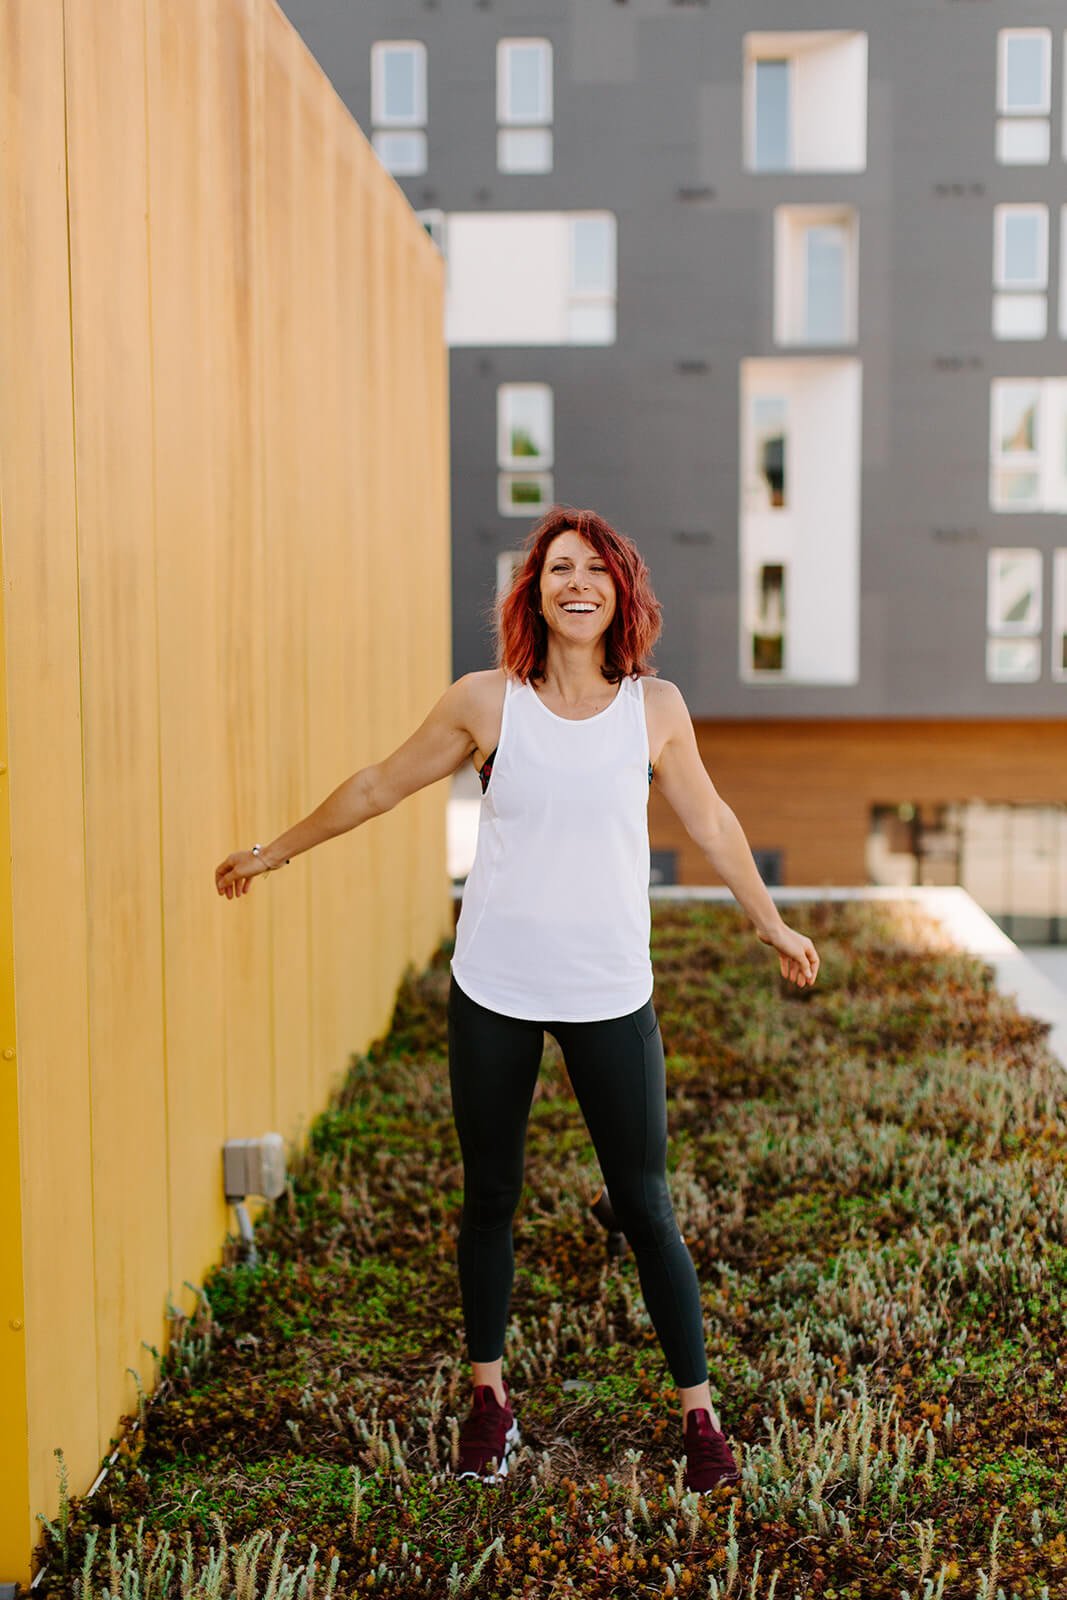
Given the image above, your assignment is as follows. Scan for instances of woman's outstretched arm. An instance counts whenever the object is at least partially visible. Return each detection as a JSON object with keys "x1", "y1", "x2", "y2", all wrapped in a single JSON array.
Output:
[
  {"x1": 649, "y1": 679, "x2": 819, "y2": 988},
  {"x1": 214, "y1": 675, "x2": 478, "y2": 898}
]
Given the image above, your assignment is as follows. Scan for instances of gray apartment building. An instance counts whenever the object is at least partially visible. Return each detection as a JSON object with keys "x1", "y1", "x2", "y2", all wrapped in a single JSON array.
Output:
[{"x1": 277, "y1": 0, "x2": 1067, "y2": 939}]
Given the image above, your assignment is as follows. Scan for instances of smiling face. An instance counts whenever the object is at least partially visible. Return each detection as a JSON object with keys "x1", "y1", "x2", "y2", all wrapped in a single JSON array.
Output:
[{"x1": 538, "y1": 529, "x2": 617, "y2": 642}]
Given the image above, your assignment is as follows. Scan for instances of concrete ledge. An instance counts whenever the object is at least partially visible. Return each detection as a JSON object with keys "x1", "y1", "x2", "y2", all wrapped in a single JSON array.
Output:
[{"x1": 449, "y1": 882, "x2": 1067, "y2": 1072}]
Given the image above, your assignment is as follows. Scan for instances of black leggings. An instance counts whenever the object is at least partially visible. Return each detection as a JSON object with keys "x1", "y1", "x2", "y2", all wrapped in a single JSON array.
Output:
[{"x1": 446, "y1": 974, "x2": 709, "y2": 1389}]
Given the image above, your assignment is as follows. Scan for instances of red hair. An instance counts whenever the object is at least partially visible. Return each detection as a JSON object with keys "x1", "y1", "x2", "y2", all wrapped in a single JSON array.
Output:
[{"x1": 491, "y1": 506, "x2": 662, "y2": 686}]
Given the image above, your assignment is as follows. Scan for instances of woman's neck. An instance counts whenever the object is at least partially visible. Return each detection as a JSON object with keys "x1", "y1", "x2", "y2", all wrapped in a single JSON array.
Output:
[{"x1": 536, "y1": 640, "x2": 612, "y2": 704}]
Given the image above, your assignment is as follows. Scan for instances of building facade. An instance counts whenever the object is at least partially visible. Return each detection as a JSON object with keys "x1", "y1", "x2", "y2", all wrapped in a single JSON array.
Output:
[{"x1": 279, "y1": 0, "x2": 1067, "y2": 936}]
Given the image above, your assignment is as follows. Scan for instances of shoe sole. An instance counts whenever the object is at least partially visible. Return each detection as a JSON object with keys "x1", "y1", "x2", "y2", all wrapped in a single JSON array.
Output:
[{"x1": 453, "y1": 1418, "x2": 521, "y2": 1483}]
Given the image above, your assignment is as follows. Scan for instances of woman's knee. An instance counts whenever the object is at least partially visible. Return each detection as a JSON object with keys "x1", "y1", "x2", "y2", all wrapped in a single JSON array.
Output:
[
  {"x1": 460, "y1": 1180, "x2": 524, "y2": 1231},
  {"x1": 606, "y1": 1175, "x2": 678, "y2": 1242}
]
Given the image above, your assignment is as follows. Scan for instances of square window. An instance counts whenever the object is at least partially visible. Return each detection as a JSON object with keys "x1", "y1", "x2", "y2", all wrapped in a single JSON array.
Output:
[
  {"x1": 987, "y1": 638, "x2": 1040, "y2": 681},
  {"x1": 498, "y1": 473, "x2": 553, "y2": 515},
  {"x1": 498, "y1": 39, "x2": 552, "y2": 124},
  {"x1": 498, "y1": 128, "x2": 553, "y2": 173},
  {"x1": 372, "y1": 131, "x2": 427, "y2": 176},
  {"x1": 993, "y1": 294, "x2": 1047, "y2": 340},
  {"x1": 498, "y1": 384, "x2": 553, "y2": 469},
  {"x1": 371, "y1": 41, "x2": 427, "y2": 126},
  {"x1": 996, "y1": 118, "x2": 1050, "y2": 164},
  {"x1": 998, "y1": 30, "x2": 1051, "y2": 115}
]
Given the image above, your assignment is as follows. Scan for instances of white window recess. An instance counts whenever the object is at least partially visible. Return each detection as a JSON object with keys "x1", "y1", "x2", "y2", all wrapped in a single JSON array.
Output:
[
  {"x1": 993, "y1": 204, "x2": 1048, "y2": 340},
  {"x1": 743, "y1": 31, "x2": 867, "y2": 173},
  {"x1": 497, "y1": 383, "x2": 554, "y2": 515},
  {"x1": 739, "y1": 357, "x2": 861, "y2": 686},
  {"x1": 986, "y1": 548, "x2": 1043, "y2": 682}
]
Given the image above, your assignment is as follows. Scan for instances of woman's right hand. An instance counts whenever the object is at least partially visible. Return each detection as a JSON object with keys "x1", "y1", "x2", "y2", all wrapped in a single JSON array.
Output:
[{"x1": 215, "y1": 849, "x2": 270, "y2": 899}]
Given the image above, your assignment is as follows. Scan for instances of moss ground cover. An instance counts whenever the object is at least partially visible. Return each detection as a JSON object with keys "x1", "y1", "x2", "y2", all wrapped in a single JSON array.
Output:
[{"x1": 32, "y1": 900, "x2": 1067, "y2": 1598}]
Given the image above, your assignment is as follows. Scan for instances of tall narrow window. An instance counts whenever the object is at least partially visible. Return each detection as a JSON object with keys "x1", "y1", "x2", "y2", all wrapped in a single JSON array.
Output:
[
  {"x1": 775, "y1": 206, "x2": 857, "y2": 346},
  {"x1": 748, "y1": 396, "x2": 788, "y2": 511},
  {"x1": 754, "y1": 60, "x2": 791, "y2": 171},
  {"x1": 996, "y1": 29, "x2": 1051, "y2": 165},
  {"x1": 567, "y1": 214, "x2": 617, "y2": 344},
  {"x1": 371, "y1": 41, "x2": 428, "y2": 175},
  {"x1": 987, "y1": 548, "x2": 1042, "y2": 681},
  {"x1": 498, "y1": 39, "x2": 553, "y2": 173},
  {"x1": 498, "y1": 384, "x2": 554, "y2": 514},
  {"x1": 752, "y1": 564, "x2": 786, "y2": 673},
  {"x1": 989, "y1": 379, "x2": 1067, "y2": 511},
  {"x1": 805, "y1": 225, "x2": 848, "y2": 343},
  {"x1": 990, "y1": 382, "x2": 1041, "y2": 508},
  {"x1": 993, "y1": 204, "x2": 1048, "y2": 339}
]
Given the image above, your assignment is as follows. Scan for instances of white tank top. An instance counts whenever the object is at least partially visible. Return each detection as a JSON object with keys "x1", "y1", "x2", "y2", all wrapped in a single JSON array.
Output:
[{"x1": 451, "y1": 672, "x2": 654, "y2": 1021}]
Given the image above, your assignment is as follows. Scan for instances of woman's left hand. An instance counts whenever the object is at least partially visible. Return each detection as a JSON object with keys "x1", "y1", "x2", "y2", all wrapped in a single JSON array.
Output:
[{"x1": 758, "y1": 921, "x2": 820, "y2": 988}]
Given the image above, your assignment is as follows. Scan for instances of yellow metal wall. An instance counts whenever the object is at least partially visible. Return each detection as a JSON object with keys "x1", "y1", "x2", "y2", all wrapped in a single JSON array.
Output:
[{"x1": 0, "y1": 0, "x2": 452, "y2": 1581}]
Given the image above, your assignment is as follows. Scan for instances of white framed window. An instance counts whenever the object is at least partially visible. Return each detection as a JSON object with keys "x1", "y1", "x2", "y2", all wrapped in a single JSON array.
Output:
[
  {"x1": 774, "y1": 206, "x2": 858, "y2": 346},
  {"x1": 371, "y1": 41, "x2": 427, "y2": 175},
  {"x1": 498, "y1": 383, "x2": 554, "y2": 514},
  {"x1": 994, "y1": 206, "x2": 1048, "y2": 289},
  {"x1": 996, "y1": 30, "x2": 1051, "y2": 165},
  {"x1": 987, "y1": 548, "x2": 1042, "y2": 682},
  {"x1": 497, "y1": 39, "x2": 553, "y2": 173},
  {"x1": 1061, "y1": 207, "x2": 1067, "y2": 339},
  {"x1": 567, "y1": 213, "x2": 617, "y2": 343},
  {"x1": 996, "y1": 119, "x2": 1050, "y2": 165},
  {"x1": 497, "y1": 384, "x2": 553, "y2": 469},
  {"x1": 497, "y1": 474, "x2": 553, "y2": 517},
  {"x1": 743, "y1": 32, "x2": 868, "y2": 173},
  {"x1": 988, "y1": 548, "x2": 1042, "y2": 633},
  {"x1": 993, "y1": 205, "x2": 1048, "y2": 340},
  {"x1": 497, "y1": 385, "x2": 553, "y2": 512},
  {"x1": 987, "y1": 638, "x2": 1041, "y2": 681},
  {"x1": 990, "y1": 379, "x2": 1067, "y2": 510},
  {"x1": 1052, "y1": 549, "x2": 1067, "y2": 680},
  {"x1": 997, "y1": 30, "x2": 1051, "y2": 114}
]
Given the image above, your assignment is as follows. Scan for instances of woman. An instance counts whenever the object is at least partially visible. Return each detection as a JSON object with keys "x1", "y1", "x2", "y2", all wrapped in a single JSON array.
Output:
[{"x1": 215, "y1": 506, "x2": 819, "y2": 1495}]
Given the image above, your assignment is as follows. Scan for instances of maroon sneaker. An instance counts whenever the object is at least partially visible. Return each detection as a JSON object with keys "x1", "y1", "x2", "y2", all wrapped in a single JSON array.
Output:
[
  {"x1": 453, "y1": 1380, "x2": 520, "y2": 1483},
  {"x1": 683, "y1": 1408, "x2": 741, "y2": 1494}
]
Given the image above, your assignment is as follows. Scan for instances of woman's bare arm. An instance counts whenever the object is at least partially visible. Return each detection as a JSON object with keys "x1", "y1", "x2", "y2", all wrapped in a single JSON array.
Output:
[
  {"x1": 651, "y1": 679, "x2": 818, "y2": 985},
  {"x1": 215, "y1": 676, "x2": 478, "y2": 892}
]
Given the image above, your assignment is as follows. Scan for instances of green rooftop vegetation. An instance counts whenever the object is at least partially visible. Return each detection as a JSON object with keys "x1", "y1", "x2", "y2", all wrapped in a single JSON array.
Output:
[{"x1": 34, "y1": 900, "x2": 1067, "y2": 1599}]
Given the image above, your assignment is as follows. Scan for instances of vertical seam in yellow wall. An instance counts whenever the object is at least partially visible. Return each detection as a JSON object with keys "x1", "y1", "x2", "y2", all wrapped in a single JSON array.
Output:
[
  {"x1": 140, "y1": 0, "x2": 175, "y2": 1327},
  {"x1": 252, "y1": 3, "x2": 278, "y2": 1122},
  {"x1": 60, "y1": 0, "x2": 101, "y2": 1453}
]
